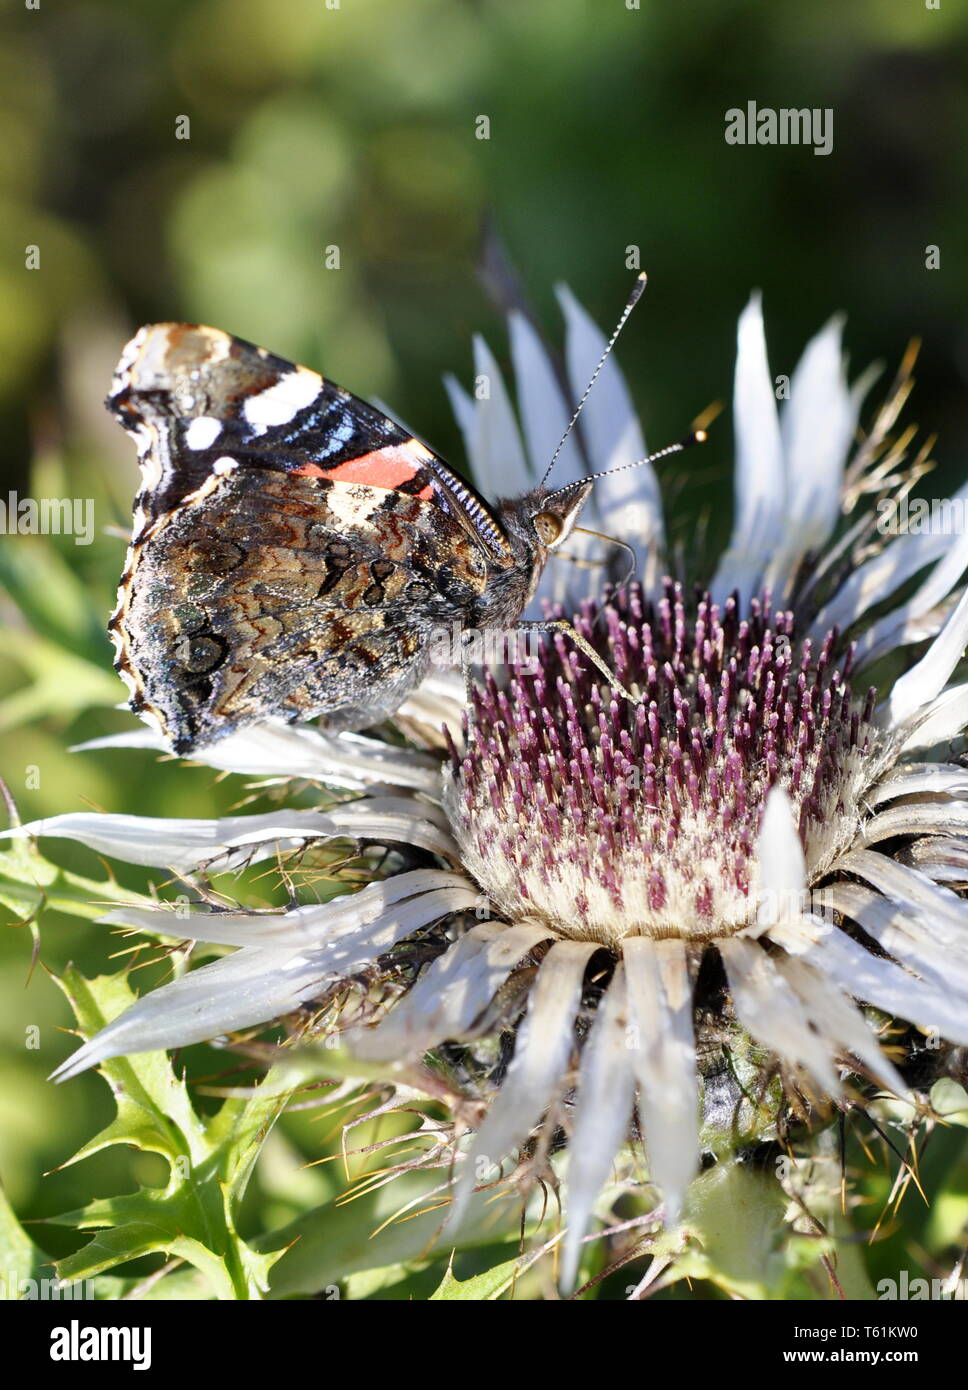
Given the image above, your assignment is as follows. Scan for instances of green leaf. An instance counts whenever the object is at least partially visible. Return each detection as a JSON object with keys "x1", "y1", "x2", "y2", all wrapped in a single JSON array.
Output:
[
  {"x1": 0, "y1": 836, "x2": 155, "y2": 930},
  {"x1": 0, "y1": 537, "x2": 109, "y2": 664},
  {"x1": 0, "y1": 629, "x2": 121, "y2": 731},
  {"x1": 54, "y1": 1213, "x2": 240, "y2": 1301},
  {"x1": 259, "y1": 1168, "x2": 549, "y2": 1298},
  {"x1": 429, "y1": 1253, "x2": 522, "y2": 1301},
  {"x1": 662, "y1": 1157, "x2": 875, "y2": 1301},
  {"x1": 932, "y1": 1079, "x2": 968, "y2": 1126},
  {"x1": 672, "y1": 1161, "x2": 790, "y2": 1298},
  {"x1": 0, "y1": 1183, "x2": 55, "y2": 1299},
  {"x1": 45, "y1": 968, "x2": 293, "y2": 1299},
  {"x1": 78, "y1": 1267, "x2": 215, "y2": 1301},
  {"x1": 53, "y1": 966, "x2": 206, "y2": 1168}
]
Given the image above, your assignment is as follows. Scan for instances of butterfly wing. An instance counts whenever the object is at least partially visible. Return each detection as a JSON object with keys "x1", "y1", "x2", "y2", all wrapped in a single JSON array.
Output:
[{"x1": 107, "y1": 324, "x2": 508, "y2": 751}]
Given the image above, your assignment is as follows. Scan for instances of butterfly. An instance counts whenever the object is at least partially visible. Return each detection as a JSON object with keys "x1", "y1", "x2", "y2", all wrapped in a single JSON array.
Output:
[
  {"x1": 106, "y1": 322, "x2": 609, "y2": 753},
  {"x1": 106, "y1": 282, "x2": 699, "y2": 754}
]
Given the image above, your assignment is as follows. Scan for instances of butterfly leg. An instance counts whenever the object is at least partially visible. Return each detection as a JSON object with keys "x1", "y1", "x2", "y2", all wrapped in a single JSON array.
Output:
[
  {"x1": 515, "y1": 619, "x2": 640, "y2": 703},
  {"x1": 458, "y1": 625, "x2": 482, "y2": 732},
  {"x1": 457, "y1": 627, "x2": 474, "y2": 695}
]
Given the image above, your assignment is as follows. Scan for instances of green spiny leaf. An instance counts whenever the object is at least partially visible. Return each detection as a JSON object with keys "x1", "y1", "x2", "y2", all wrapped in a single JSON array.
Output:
[
  {"x1": 53, "y1": 966, "x2": 206, "y2": 1167},
  {"x1": 429, "y1": 1253, "x2": 522, "y2": 1301},
  {"x1": 46, "y1": 969, "x2": 292, "y2": 1298}
]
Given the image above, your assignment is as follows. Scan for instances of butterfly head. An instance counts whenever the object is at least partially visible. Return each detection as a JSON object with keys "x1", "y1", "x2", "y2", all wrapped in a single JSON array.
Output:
[
  {"x1": 500, "y1": 478, "x2": 593, "y2": 560},
  {"x1": 530, "y1": 479, "x2": 594, "y2": 551}
]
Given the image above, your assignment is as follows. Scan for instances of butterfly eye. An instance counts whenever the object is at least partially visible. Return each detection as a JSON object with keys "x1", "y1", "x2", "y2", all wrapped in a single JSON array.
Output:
[{"x1": 533, "y1": 511, "x2": 564, "y2": 546}]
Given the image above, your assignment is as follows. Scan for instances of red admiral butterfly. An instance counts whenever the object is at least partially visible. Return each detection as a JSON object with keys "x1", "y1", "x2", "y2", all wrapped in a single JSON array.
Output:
[{"x1": 106, "y1": 279, "x2": 700, "y2": 754}]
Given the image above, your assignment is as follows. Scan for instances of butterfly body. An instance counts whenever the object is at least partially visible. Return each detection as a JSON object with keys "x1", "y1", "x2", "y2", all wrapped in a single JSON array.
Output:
[{"x1": 107, "y1": 324, "x2": 589, "y2": 753}]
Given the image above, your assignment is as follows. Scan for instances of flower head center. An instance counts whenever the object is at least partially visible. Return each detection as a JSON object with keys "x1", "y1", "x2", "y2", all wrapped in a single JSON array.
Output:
[{"x1": 444, "y1": 584, "x2": 880, "y2": 947}]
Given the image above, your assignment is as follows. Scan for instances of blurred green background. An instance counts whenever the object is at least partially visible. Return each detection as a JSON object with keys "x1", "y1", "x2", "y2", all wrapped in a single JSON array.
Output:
[{"x1": 1, "y1": 0, "x2": 967, "y2": 1298}]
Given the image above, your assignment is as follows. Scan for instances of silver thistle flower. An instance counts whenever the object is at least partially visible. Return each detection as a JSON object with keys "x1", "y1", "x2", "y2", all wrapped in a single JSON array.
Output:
[{"x1": 12, "y1": 289, "x2": 968, "y2": 1291}]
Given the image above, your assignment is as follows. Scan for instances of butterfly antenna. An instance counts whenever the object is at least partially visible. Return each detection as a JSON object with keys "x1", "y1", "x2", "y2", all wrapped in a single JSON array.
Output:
[
  {"x1": 539, "y1": 271, "x2": 648, "y2": 488},
  {"x1": 580, "y1": 428, "x2": 707, "y2": 488},
  {"x1": 546, "y1": 428, "x2": 708, "y2": 502}
]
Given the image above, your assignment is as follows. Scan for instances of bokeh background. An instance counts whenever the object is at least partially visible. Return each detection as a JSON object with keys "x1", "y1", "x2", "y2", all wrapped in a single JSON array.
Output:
[{"x1": 1, "y1": 0, "x2": 967, "y2": 1299}]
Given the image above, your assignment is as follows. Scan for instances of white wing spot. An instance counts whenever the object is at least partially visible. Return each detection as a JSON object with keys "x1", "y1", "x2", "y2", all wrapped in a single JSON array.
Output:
[
  {"x1": 185, "y1": 416, "x2": 223, "y2": 450},
  {"x1": 243, "y1": 369, "x2": 320, "y2": 432}
]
